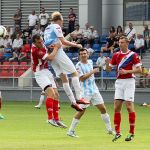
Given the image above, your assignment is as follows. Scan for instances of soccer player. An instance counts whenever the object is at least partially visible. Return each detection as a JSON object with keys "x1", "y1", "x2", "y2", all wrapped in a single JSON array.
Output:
[
  {"x1": 105, "y1": 36, "x2": 142, "y2": 142},
  {"x1": 31, "y1": 34, "x2": 67, "y2": 128},
  {"x1": 0, "y1": 91, "x2": 4, "y2": 119},
  {"x1": 67, "y1": 48, "x2": 114, "y2": 137},
  {"x1": 44, "y1": 11, "x2": 90, "y2": 112}
]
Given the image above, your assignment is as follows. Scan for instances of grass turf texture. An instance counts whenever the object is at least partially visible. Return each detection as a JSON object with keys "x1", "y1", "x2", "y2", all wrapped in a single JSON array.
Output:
[{"x1": 0, "y1": 102, "x2": 150, "y2": 150}]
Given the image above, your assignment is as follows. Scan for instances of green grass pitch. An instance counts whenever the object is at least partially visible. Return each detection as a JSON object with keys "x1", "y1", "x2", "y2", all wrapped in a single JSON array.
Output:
[{"x1": 0, "y1": 102, "x2": 150, "y2": 150}]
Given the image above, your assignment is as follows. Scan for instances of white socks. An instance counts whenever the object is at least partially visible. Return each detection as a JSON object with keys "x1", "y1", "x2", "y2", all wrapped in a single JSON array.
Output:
[
  {"x1": 68, "y1": 118, "x2": 79, "y2": 132},
  {"x1": 101, "y1": 113, "x2": 112, "y2": 131},
  {"x1": 72, "y1": 76, "x2": 82, "y2": 100},
  {"x1": 63, "y1": 83, "x2": 76, "y2": 104},
  {"x1": 38, "y1": 94, "x2": 45, "y2": 106}
]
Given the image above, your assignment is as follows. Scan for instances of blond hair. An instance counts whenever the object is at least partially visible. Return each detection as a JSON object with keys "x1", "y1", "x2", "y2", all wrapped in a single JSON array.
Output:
[
  {"x1": 51, "y1": 11, "x2": 63, "y2": 22},
  {"x1": 119, "y1": 36, "x2": 129, "y2": 43}
]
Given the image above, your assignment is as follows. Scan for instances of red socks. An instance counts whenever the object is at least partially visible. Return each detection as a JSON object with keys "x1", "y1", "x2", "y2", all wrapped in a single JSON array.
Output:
[
  {"x1": 53, "y1": 100, "x2": 59, "y2": 121},
  {"x1": 45, "y1": 98, "x2": 60, "y2": 121},
  {"x1": 129, "y1": 112, "x2": 136, "y2": 134},
  {"x1": 45, "y1": 98, "x2": 54, "y2": 120},
  {"x1": 114, "y1": 112, "x2": 121, "y2": 134}
]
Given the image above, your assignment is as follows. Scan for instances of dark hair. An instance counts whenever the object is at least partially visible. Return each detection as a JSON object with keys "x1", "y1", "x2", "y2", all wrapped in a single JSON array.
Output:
[
  {"x1": 32, "y1": 34, "x2": 41, "y2": 43},
  {"x1": 79, "y1": 48, "x2": 88, "y2": 55},
  {"x1": 109, "y1": 26, "x2": 115, "y2": 33},
  {"x1": 117, "y1": 26, "x2": 123, "y2": 33}
]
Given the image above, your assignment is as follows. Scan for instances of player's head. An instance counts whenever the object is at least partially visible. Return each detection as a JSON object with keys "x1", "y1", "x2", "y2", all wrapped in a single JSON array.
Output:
[
  {"x1": 51, "y1": 11, "x2": 63, "y2": 27},
  {"x1": 32, "y1": 34, "x2": 43, "y2": 49},
  {"x1": 79, "y1": 48, "x2": 88, "y2": 62},
  {"x1": 119, "y1": 36, "x2": 129, "y2": 50}
]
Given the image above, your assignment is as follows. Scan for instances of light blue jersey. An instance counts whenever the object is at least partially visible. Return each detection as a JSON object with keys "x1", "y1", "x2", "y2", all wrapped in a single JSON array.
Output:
[
  {"x1": 44, "y1": 23, "x2": 64, "y2": 51},
  {"x1": 76, "y1": 60, "x2": 99, "y2": 96}
]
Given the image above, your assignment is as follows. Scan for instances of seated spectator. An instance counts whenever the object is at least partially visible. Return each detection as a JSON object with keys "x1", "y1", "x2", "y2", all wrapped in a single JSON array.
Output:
[
  {"x1": 39, "y1": 26, "x2": 45, "y2": 39},
  {"x1": 32, "y1": 25, "x2": 40, "y2": 36},
  {"x1": 109, "y1": 26, "x2": 116, "y2": 35},
  {"x1": 12, "y1": 34, "x2": 23, "y2": 53},
  {"x1": 3, "y1": 43, "x2": 13, "y2": 61},
  {"x1": 116, "y1": 25, "x2": 124, "y2": 38},
  {"x1": 70, "y1": 24, "x2": 83, "y2": 44},
  {"x1": 134, "y1": 34, "x2": 144, "y2": 54},
  {"x1": 11, "y1": 25, "x2": 22, "y2": 41},
  {"x1": 88, "y1": 26, "x2": 99, "y2": 46},
  {"x1": 3, "y1": 35, "x2": 12, "y2": 48},
  {"x1": 22, "y1": 24, "x2": 32, "y2": 44},
  {"x1": 0, "y1": 48, "x2": 5, "y2": 62},
  {"x1": 82, "y1": 23, "x2": 90, "y2": 46},
  {"x1": 101, "y1": 32, "x2": 116, "y2": 54},
  {"x1": 84, "y1": 43, "x2": 94, "y2": 56},
  {"x1": 96, "y1": 52, "x2": 106, "y2": 70},
  {"x1": 9, "y1": 49, "x2": 18, "y2": 62},
  {"x1": 6, "y1": 26, "x2": 13, "y2": 38},
  {"x1": 143, "y1": 24, "x2": 150, "y2": 49}
]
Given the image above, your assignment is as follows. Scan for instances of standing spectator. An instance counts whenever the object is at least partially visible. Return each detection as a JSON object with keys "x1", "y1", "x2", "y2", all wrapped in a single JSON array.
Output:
[
  {"x1": 125, "y1": 22, "x2": 136, "y2": 43},
  {"x1": 39, "y1": 7, "x2": 49, "y2": 29},
  {"x1": 28, "y1": 10, "x2": 38, "y2": 31},
  {"x1": 82, "y1": 23, "x2": 90, "y2": 46},
  {"x1": 143, "y1": 24, "x2": 150, "y2": 49},
  {"x1": 13, "y1": 8, "x2": 22, "y2": 30},
  {"x1": 68, "y1": 8, "x2": 76, "y2": 33},
  {"x1": 11, "y1": 25, "x2": 22, "y2": 41},
  {"x1": 105, "y1": 36, "x2": 142, "y2": 142}
]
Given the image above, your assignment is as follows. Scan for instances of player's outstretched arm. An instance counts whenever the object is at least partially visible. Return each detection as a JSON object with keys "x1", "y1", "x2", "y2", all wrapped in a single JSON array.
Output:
[{"x1": 59, "y1": 37, "x2": 82, "y2": 49}]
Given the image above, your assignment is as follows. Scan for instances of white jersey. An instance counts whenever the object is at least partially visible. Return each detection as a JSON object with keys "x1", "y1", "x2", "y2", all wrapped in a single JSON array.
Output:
[{"x1": 76, "y1": 60, "x2": 99, "y2": 96}]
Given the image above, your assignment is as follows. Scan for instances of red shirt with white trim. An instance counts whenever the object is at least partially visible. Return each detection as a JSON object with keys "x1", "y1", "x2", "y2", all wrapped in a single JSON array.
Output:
[
  {"x1": 109, "y1": 50, "x2": 141, "y2": 79},
  {"x1": 31, "y1": 44, "x2": 48, "y2": 72}
]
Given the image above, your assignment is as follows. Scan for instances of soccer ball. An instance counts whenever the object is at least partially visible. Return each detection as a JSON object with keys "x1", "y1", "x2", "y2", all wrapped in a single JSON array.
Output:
[{"x1": 0, "y1": 25, "x2": 7, "y2": 38}]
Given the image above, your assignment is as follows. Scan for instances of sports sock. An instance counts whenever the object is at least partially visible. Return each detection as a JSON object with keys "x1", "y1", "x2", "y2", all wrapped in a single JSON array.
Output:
[
  {"x1": 114, "y1": 112, "x2": 121, "y2": 134},
  {"x1": 101, "y1": 113, "x2": 112, "y2": 131},
  {"x1": 72, "y1": 76, "x2": 81, "y2": 100},
  {"x1": 129, "y1": 112, "x2": 136, "y2": 134},
  {"x1": 63, "y1": 83, "x2": 76, "y2": 104},
  {"x1": 68, "y1": 118, "x2": 79, "y2": 132},
  {"x1": 45, "y1": 97, "x2": 54, "y2": 120},
  {"x1": 53, "y1": 99, "x2": 59, "y2": 121},
  {"x1": 38, "y1": 94, "x2": 45, "y2": 106}
]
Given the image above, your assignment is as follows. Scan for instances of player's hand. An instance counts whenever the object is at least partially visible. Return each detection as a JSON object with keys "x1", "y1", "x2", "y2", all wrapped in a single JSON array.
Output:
[
  {"x1": 118, "y1": 68, "x2": 128, "y2": 75},
  {"x1": 92, "y1": 68, "x2": 99, "y2": 74},
  {"x1": 76, "y1": 44, "x2": 83, "y2": 49},
  {"x1": 105, "y1": 57, "x2": 111, "y2": 65}
]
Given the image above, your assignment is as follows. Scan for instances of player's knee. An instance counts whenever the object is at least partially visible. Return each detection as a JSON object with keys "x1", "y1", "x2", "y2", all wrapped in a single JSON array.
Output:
[{"x1": 60, "y1": 73, "x2": 68, "y2": 83}]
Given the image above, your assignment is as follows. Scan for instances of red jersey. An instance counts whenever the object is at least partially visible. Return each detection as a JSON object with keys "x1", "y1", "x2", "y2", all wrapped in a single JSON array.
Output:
[
  {"x1": 109, "y1": 50, "x2": 141, "y2": 79},
  {"x1": 31, "y1": 44, "x2": 48, "y2": 72}
]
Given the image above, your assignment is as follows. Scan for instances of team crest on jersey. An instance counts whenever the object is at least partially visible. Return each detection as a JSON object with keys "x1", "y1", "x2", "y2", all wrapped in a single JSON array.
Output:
[{"x1": 38, "y1": 51, "x2": 44, "y2": 56}]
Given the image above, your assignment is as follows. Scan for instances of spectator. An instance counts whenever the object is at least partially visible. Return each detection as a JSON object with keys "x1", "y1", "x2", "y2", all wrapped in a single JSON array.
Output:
[
  {"x1": 6, "y1": 26, "x2": 13, "y2": 38},
  {"x1": 13, "y1": 8, "x2": 22, "y2": 30},
  {"x1": 96, "y1": 52, "x2": 106, "y2": 70},
  {"x1": 3, "y1": 43, "x2": 13, "y2": 61},
  {"x1": 68, "y1": 8, "x2": 76, "y2": 33},
  {"x1": 39, "y1": 26, "x2": 45, "y2": 39},
  {"x1": 39, "y1": 7, "x2": 49, "y2": 29},
  {"x1": 125, "y1": 22, "x2": 136, "y2": 43},
  {"x1": 11, "y1": 25, "x2": 22, "y2": 41},
  {"x1": 3, "y1": 35, "x2": 12, "y2": 48},
  {"x1": 143, "y1": 24, "x2": 150, "y2": 49},
  {"x1": 134, "y1": 34, "x2": 144, "y2": 55},
  {"x1": 109, "y1": 26, "x2": 116, "y2": 34},
  {"x1": 82, "y1": 23, "x2": 91, "y2": 46},
  {"x1": 70, "y1": 24, "x2": 83, "y2": 44},
  {"x1": 101, "y1": 31, "x2": 116, "y2": 54},
  {"x1": 32, "y1": 25, "x2": 40, "y2": 36},
  {"x1": 22, "y1": 24, "x2": 32, "y2": 44},
  {"x1": 88, "y1": 26, "x2": 99, "y2": 47},
  {"x1": 84, "y1": 43, "x2": 94, "y2": 56},
  {"x1": 116, "y1": 26, "x2": 124, "y2": 38},
  {"x1": 28, "y1": 10, "x2": 38, "y2": 31},
  {"x1": 0, "y1": 36, "x2": 4, "y2": 48},
  {"x1": 12, "y1": 34, "x2": 23, "y2": 52}
]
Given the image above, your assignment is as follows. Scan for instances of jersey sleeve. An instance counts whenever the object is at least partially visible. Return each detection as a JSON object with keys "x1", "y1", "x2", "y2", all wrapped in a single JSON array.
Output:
[
  {"x1": 133, "y1": 53, "x2": 142, "y2": 67},
  {"x1": 76, "y1": 63, "x2": 84, "y2": 78},
  {"x1": 53, "y1": 24, "x2": 64, "y2": 38},
  {"x1": 109, "y1": 53, "x2": 117, "y2": 67}
]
